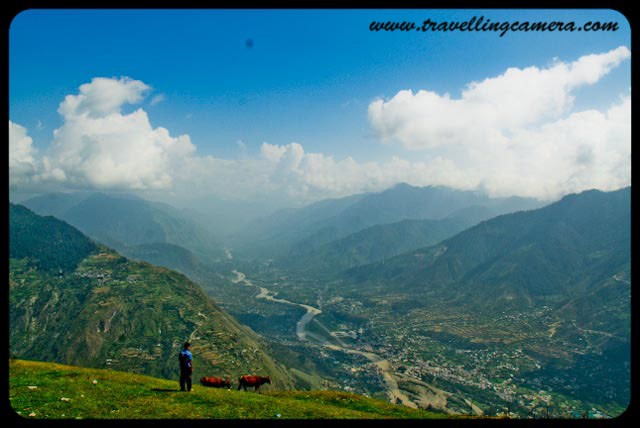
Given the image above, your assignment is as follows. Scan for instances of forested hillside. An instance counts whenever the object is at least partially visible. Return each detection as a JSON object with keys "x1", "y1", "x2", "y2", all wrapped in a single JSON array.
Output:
[{"x1": 9, "y1": 204, "x2": 295, "y2": 389}]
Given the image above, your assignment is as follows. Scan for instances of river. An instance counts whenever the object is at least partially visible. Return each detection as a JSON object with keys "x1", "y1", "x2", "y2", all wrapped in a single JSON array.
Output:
[{"x1": 231, "y1": 270, "x2": 421, "y2": 408}]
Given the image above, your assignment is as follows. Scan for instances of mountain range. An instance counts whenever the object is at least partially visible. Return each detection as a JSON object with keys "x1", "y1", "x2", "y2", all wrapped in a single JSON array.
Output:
[
  {"x1": 344, "y1": 187, "x2": 631, "y2": 339},
  {"x1": 283, "y1": 217, "x2": 478, "y2": 275},
  {"x1": 234, "y1": 183, "x2": 546, "y2": 260}
]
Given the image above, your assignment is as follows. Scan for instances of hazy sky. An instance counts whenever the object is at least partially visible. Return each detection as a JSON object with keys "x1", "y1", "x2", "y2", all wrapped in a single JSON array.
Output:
[{"x1": 9, "y1": 9, "x2": 631, "y2": 208}]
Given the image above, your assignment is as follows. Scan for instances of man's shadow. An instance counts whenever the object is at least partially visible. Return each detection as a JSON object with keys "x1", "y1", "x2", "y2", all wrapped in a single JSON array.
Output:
[{"x1": 151, "y1": 388, "x2": 181, "y2": 392}]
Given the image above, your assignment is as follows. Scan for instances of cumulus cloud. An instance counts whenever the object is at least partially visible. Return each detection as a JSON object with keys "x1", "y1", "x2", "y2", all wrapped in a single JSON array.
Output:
[
  {"x1": 367, "y1": 46, "x2": 631, "y2": 199},
  {"x1": 32, "y1": 77, "x2": 195, "y2": 190},
  {"x1": 255, "y1": 142, "x2": 476, "y2": 202},
  {"x1": 9, "y1": 121, "x2": 39, "y2": 186},
  {"x1": 260, "y1": 142, "x2": 287, "y2": 162},
  {"x1": 58, "y1": 77, "x2": 150, "y2": 119},
  {"x1": 9, "y1": 47, "x2": 631, "y2": 205},
  {"x1": 369, "y1": 46, "x2": 629, "y2": 149}
]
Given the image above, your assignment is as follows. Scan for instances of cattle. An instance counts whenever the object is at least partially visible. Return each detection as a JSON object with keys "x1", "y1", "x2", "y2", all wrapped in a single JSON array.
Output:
[
  {"x1": 200, "y1": 376, "x2": 231, "y2": 389},
  {"x1": 237, "y1": 375, "x2": 271, "y2": 392}
]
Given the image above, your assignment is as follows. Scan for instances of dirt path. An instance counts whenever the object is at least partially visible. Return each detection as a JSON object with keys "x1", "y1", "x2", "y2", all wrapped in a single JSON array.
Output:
[
  {"x1": 571, "y1": 320, "x2": 624, "y2": 340},
  {"x1": 464, "y1": 398, "x2": 485, "y2": 416}
]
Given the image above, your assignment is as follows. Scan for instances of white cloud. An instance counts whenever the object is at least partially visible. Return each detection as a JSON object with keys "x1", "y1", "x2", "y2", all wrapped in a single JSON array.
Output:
[
  {"x1": 254, "y1": 143, "x2": 478, "y2": 202},
  {"x1": 260, "y1": 142, "x2": 287, "y2": 162},
  {"x1": 369, "y1": 46, "x2": 629, "y2": 150},
  {"x1": 9, "y1": 121, "x2": 39, "y2": 185},
  {"x1": 367, "y1": 46, "x2": 631, "y2": 199},
  {"x1": 58, "y1": 77, "x2": 150, "y2": 119},
  {"x1": 37, "y1": 77, "x2": 195, "y2": 190},
  {"x1": 9, "y1": 47, "x2": 631, "y2": 205},
  {"x1": 493, "y1": 95, "x2": 631, "y2": 198}
]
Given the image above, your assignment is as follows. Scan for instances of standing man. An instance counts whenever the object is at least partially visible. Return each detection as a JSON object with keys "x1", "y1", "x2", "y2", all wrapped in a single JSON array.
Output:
[{"x1": 179, "y1": 342, "x2": 193, "y2": 392}]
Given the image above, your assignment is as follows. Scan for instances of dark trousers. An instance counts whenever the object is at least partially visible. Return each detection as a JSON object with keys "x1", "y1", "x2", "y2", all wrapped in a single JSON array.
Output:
[{"x1": 180, "y1": 369, "x2": 192, "y2": 391}]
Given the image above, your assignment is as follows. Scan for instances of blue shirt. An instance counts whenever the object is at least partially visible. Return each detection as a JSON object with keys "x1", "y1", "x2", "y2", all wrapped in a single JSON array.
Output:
[{"x1": 179, "y1": 349, "x2": 192, "y2": 369}]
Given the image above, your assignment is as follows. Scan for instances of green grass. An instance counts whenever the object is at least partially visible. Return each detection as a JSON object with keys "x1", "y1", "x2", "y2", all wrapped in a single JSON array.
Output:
[{"x1": 10, "y1": 359, "x2": 463, "y2": 419}]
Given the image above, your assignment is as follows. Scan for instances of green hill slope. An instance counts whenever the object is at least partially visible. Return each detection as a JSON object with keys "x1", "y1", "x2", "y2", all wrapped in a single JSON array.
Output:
[
  {"x1": 282, "y1": 217, "x2": 481, "y2": 275},
  {"x1": 9, "y1": 360, "x2": 457, "y2": 419},
  {"x1": 9, "y1": 203, "x2": 98, "y2": 272},
  {"x1": 345, "y1": 187, "x2": 630, "y2": 320},
  {"x1": 9, "y1": 204, "x2": 295, "y2": 389}
]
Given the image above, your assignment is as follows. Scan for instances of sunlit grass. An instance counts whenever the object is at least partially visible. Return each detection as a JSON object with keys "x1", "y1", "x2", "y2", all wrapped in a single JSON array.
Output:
[{"x1": 10, "y1": 359, "x2": 465, "y2": 419}]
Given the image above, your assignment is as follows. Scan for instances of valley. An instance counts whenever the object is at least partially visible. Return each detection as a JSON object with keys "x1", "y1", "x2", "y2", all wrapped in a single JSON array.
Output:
[
  {"x1": 215, "y1": 264, "x2": 628, "y2": 418},
  {"x1": 10, "y1": 185, "x2": 631, "y2": 419},
  {"x1": 229, "y1": 269, "x2": 425, "y2": 410}
]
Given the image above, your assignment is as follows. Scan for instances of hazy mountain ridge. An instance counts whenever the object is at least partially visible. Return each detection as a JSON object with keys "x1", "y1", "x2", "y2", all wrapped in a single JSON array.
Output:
[
  {"x1": 231, "y1": 193, "x2": 367, "y2": 257},
  {"x1": 234, "y1": 184, "x2": 546, "y2": 259},
  {"x1": 21, "y1": 192, "x2": 224, "y2": 264},
  {"x1": 282, "y1": 217, "x2": 480, "y2": 275},
  {"x1": 119, "y1": 242, "x2": 203, "y2": 277}
]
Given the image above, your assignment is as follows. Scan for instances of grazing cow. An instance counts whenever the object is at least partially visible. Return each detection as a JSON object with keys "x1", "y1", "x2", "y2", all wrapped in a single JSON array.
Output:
[
  {"x1": 200, "y1": 376, "x2": 231, "y2": 389},
  {"x1": 237, "y1": 375, "x2": 271, "y2": 392}
]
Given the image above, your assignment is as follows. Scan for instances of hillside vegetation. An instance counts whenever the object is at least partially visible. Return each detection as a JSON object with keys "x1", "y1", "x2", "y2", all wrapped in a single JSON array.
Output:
[
  {"x1": 345, "y1": 187, "x2": 630, "y2": 320},
  {"x1": 9, "y1": 203, "x2": 97, "y2": 272},
  {"x1": 9, "y1": 204, "x2": 295, "y2": 389},
  {"x1": 331, "y1": 188, "x2": 630, "y2": 412},
  {"x1": 9, "y1": 360, "x2": 458, "y2": 419},
  {"x1": 283, "y1": 217, "x2": 480, "y2": 275}
]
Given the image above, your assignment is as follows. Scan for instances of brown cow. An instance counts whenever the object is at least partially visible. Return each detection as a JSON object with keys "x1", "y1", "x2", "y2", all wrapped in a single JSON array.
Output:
[
  {"x1": 200, "y1": 376, "x2": 231, "y2": 389},
  {"x1": 237, "y1": 375, "x2": 271, "y2": 392}
]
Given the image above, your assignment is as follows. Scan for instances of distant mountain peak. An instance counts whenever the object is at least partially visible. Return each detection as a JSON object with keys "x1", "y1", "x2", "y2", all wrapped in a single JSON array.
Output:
[
  {"x1": 390, "y1": 182, "x2": 416, "y2": 190},
  {"x1": 556, "y1": 186, "x2": 630, "y2": 204}
]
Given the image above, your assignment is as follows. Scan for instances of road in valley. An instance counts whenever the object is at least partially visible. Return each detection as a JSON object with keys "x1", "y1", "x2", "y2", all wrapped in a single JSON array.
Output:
[{"x1": 230, "y1": 270, "x2": 443, "y2": 409}]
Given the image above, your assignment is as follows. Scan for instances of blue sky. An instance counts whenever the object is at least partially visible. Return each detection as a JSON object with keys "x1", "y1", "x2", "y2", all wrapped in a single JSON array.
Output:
[{"x1": 9, "y1": 9, "x2": 631, "y2": 206}]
